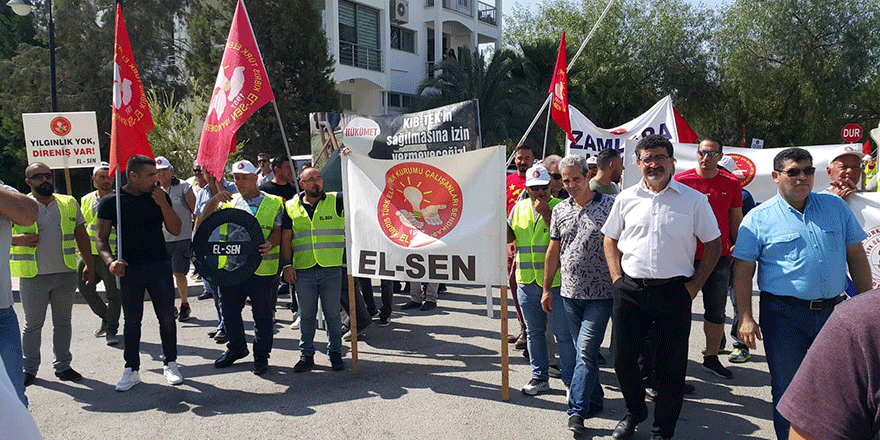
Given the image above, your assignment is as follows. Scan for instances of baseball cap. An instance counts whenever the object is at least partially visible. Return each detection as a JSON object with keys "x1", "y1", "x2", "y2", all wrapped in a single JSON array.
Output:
[
  {"x1": 92, "y1": 161, "x2": 110, "y2": 176},
  {"x1": 717, "y1": 155, "x2": 737, "y2": 172},
  {"x1": 154, "y1": 156, "x2": 171, "y2": 170},
  {"x1": 830, "y1": 145, "x2": 868, "y2": 163},
  {"x1": 586, "y1": 156, "x2": 598, "y2": 165},
  {"x1": 231, "y1": 160, "x2": 258, "y2": 175},
  {"x1": 525, "y1": 165, "x2": 551, "y2": 186}
]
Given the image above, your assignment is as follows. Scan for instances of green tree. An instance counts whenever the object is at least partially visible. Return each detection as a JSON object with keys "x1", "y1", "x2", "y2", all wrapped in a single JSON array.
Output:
[
  {"x1": 414, "y1": 47, "x2": 534, "y2": 148},
  {"x1": 713, "y1": 0, "x2": 880, "y2": 146}
]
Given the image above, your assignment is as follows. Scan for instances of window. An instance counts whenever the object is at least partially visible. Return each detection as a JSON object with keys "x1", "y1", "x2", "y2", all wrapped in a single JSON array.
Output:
[
  {"x1": 386, "y1": 92, "x2": 414, "y2": 109},
  {"x1": 390, "y1": 26, "x2": 415, "y2": 53},
  {"x1": 340, "y1": 94, "x2": 353, "y2": 111},
  {"x1": 339, "y1": 1, "x2": 381, "y2": 71}
]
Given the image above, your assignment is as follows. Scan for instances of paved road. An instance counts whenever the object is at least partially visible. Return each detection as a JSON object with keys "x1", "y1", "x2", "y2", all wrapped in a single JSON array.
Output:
[{"x1": 13, "y1": 277, "x2": 775, "y2": 439}]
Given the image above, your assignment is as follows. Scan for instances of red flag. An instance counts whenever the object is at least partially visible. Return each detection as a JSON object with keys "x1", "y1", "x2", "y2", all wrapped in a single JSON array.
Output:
[
  {"x1": 863, "y1": 140, "x2": 872, "y2": 157},
  {"x1": 548, "y1": 32, "x2": 574, "y2": 142},
  {"x1": 198, "y1": 0, "x2": 275, "y2": 179},
  {"x1": 109, "y1": 2, "x2": 154, "y2": 173},
  {"x1": 740, "y1": 125, "x2": 747, "y2": 148},
  {"x1": 672, "y1": 105, "x2": 699, "y2": 143}
]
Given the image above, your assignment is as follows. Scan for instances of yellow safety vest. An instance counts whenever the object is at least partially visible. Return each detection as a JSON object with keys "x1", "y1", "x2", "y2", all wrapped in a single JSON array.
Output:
[
  {"x1": 511, "y1": 197, "x2": 561, "y2": 288},
  {"x1": 81, "y1": 191, "x2": 116, "y2": 255},
  {"x1": 218, "y1": 193, "x2": 283, "y2": 276},
  {"x1": 286, "y1": 193, "x2": 345, "y2": 269},
  {"x1": 11, "y1": 193, "x2": 79, "y2": 278}
]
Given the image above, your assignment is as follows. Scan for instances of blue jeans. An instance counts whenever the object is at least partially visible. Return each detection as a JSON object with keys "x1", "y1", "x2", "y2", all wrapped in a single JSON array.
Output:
[
  {"x1": 205, "y1": 279, "x2": 224, "y2": 332},
  {"x1": 565, "y1": 297, "x2": 612, "y2": 418},
  {"x1": 295, "y1": 266, "x2": 343, "y2": 356},
  {"x1": 0, "y1": 306, "x2": 26, "y2": 407},
  {"x1": 517, "y1": 283, "x2": 574, "y2": 384},
  {"x1": 759, "y1": 291, "x2": 836, "y2": 440}
]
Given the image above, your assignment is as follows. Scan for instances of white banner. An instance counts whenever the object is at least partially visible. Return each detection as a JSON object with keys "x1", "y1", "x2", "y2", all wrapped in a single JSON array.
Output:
[
  {"x1": 621, "y1": 141, "x2": 863, "y2": 203},
  {"x1": 566, "y1": 95, "x2": 697, "y2": 159},
  {"x1": 342, "y1": 146, "x2": 506, "y2": 285},
  {"x1": 847, "y1": 193, "x2": 880, "y2": 289},
  {"x1": 22, "y1": 112, "x2": 101, "y2": 169}
]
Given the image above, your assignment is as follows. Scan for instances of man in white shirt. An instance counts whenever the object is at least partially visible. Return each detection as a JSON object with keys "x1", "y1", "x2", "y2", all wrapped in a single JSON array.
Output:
[{"x1": 602, "y1": 135, "x2": 721, "y2": 440}]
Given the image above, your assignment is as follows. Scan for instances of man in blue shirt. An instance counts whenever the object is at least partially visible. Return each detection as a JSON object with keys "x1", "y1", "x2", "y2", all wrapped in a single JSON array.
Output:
[{"x1": 732, "y1": 147, "x2": 872, "y2": 440}]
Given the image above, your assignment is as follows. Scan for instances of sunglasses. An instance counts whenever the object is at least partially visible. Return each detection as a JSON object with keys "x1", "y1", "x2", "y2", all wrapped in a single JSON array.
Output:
[
  {"x1": 775, "y1": 166, "x2": 816, "y2": 177},
  {"x1": 27, "y1": 172, "x2": 53, "y2": 181},
  {"x1": 257, "y1": 159, "x2": 268, "y2": 163},
  {"x1": 550, "y1": 173, "x2": 562, "y2": 180},
  {"x1": 697, "y1": 150, "x2": 722, "y2": 158},
  {"x1": 528, "y1": 185, "x2": 549, "y2": 191},
  {"x1": 192, "y1": 169, "x2": 203, "y2": 174}
]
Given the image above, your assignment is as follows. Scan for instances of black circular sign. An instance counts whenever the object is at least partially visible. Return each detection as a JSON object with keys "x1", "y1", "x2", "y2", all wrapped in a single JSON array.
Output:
[{"x1": 192, "y1": 208, "x2": 264, "y2": 287}]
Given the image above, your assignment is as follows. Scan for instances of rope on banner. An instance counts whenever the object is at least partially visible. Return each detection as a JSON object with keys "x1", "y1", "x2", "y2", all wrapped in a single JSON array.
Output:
[{"x1": 507, "y1": 0, "x2": 617, "y2": 165}]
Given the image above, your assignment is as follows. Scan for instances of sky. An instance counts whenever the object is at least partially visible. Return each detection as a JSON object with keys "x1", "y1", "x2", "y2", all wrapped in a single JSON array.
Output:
[{"x1": 501, "y1": 0, "x2": 733, "y2": 20}]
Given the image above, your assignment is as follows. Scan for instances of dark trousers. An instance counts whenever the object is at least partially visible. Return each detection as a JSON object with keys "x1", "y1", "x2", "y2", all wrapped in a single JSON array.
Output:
[
  {"x1": 120, "y1": 260, "x2": 177, "y2": 370},
  {"x1": 218, "y1": 275, "x2": 275, "y2": 358},
  {"x1": 379, "y1": 280, "x2": 394, "y2": 320},
  {"x1": 340, "y1": 273, "x2": 372, "y2": 332},
  {"x1": 276, "y1": 279, "x2": 298, "y2": 313},
  {"x1": 613, "y1": 274, "x2": 691, "y2": 439},
  {"x1": 356, "y1": 277, "x2": 378, "y2": 315}
]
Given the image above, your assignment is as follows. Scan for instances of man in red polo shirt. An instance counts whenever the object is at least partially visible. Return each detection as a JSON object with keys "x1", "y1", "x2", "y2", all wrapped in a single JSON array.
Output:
[
  {"x1": 674, "y1": 137, "x2": 743, "y2": 379},
  {"x1": 506, "y1": 145, "x2": 535, "y2": 349}
]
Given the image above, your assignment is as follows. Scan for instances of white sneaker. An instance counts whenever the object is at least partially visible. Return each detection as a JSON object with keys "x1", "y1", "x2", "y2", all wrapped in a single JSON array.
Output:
[
  {"x1": 163, "y1": 362, "x2": 183, "y2": 385},
  {"x1": 115, "y1": 368, "x2": 140, "y2": 392},
  {"x1": 290, "y1": 313, "x2": 301, "y2": 330},
  {"x1": 521, "y1": 378, "x2": 550, "y2": 396}
]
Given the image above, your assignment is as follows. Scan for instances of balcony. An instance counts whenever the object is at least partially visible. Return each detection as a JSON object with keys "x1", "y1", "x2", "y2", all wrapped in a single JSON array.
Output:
[
  {"x1": 442, "y1": 0, "x2": 473, "y2": 17},
  {"x1": 477, "y1": 2, "x2": 496, "y2": 26},
  {"x1": 339, "y1": 41, "x2": 382, "y2": 72}
]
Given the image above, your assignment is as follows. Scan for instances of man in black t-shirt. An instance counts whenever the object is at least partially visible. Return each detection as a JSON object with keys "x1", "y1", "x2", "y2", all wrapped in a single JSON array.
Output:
[{"x1": 96, "y1": 155, "x2": 184, "y2": 391}]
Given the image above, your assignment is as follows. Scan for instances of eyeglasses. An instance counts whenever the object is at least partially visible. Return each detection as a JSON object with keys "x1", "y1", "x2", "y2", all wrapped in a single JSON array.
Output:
[
  {"x1": 26, "y1": 173, "x2": 53, "y2": 181},
  {"x1": 697, "y1": 150, "x2": 722, "y2": 158},
  {"x1": 192, "y1": 169, "x2": 203, "y2": 174},
  {"x1": 637, "y1": 155, "x2": 669, "y2": 164},
  {"x1": 775, "y1": 166, "x2": 816, "y2": 177},
  {"x1": 300, "y1": 177, "x2": 322, "y2": 183},
  {"x1": 257, "y1": 159, "x2": 268, "y2": 164},
  {"x1": 550, "y1": 173, "x2": 562, "y2": 180},
  {"x1": 527, "y1": 185, "x2": 549, "y2": 191}
]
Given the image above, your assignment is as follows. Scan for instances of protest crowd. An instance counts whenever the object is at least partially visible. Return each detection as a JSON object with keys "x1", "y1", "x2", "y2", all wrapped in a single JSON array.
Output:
[{"x1": 0, "y1": 133, "x2": 878, "y2": 440}]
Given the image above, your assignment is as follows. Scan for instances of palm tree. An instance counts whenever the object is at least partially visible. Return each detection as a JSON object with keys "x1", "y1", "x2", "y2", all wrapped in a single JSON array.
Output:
[{"x1": 414, "y1": 47, "x2": 533, "y2": 147}]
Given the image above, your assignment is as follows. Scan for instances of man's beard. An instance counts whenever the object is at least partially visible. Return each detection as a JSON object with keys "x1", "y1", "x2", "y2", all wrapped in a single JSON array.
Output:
[
  {"x1": 305, "y1": 188, "x2": 323, "y2": 199},
  {"x1": 33, "y1": 183, "x2": 53, "y2": 197}
]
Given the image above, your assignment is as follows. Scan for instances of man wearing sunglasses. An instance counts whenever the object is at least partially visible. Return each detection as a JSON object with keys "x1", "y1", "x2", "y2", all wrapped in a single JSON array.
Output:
[
  {"x1": 507, "y1": 164, "x2": 571, "y2": 397},
  {"x1": 674, "y1": 138, "x2": 743, "y2": 380},
  {"x1": 255, "y1": 153, "x2": 274, "y2": 187},
  {"x1": 732, "y1": 147, "x2": 872, "y2": 439}
]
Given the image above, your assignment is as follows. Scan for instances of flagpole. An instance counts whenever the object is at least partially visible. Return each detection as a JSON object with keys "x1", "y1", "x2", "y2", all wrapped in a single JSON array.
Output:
[
  {"x1": 507, "y1": 0, "x2": 617, "y2": 165},
  {"x1": 271, "y1": 101, "x2": 296, "y2": 174},
  {"x1": 541, "y1": 105, "x2": 551, "y2": 159},
  {"x1": 114, "y1": 167, "x2": 122, "y2": 288}
]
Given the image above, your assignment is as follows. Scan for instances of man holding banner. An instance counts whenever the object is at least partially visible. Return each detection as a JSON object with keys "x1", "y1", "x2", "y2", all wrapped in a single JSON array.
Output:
[
  {"x1": 281, "y1": 166, "x2": 346, "y2": 373},
  {"x1": 732, "y1": 147, "x2": 872, "y2": 440}
]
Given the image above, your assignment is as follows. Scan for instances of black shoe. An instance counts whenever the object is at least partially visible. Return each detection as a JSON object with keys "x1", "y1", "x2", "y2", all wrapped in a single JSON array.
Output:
[
  {"x1": 214, "y1": 349, "x2": 249, "y2": 368},
  {"x1": 369, "y1": 308, "x2": 379, "y2": 317},
  {"x1": 178, "y1": 303, "x2": 191, "y2": 322},
  {"x1": 586, "y1": 404, "x2": 604, "y2": 418},
  {"x1": 198, "y1": 291, "x2": 213, "y2": 300},
  {"x1": 612, "y1": 412, "x2": 647, "y2": 439},
  {"x1": 23, "y1": 372, "x2": 35, "y2": 387},
  {"x1": 684, "y1": 383, "x2": 696, "y2": 394},
  {"x1": 419, "y1": 301, "x2": 437, "y2": 311},
  {"x1": 329, "y1": 352, "x2": 344, "y2": 371},
  {"x1": 645, "y1": 387, "x2": 658, "y2": 402},
  {"x1": 376, "y1": 316, "x2": 390, "y2": 327},
  {"x1": 293, "y1": 355, "x2": 314, "y2": 373},
  {"x1": 598, "y1": 351, "x2": 607, "y2": 365},
  {"x1": 54, "y1": 368, "x2": 83, "y2": 382},
  {"x1": 702, "y1": 355, "x2": 733, "y2": 379},
  {"x1": 548, "y1": 365, "x2": 562, "y2": 379},
  {"x1": 253, "y1": 356, "x2": 269, "y2": 375},
  {"x1": 567, "y1": 415, "x2": 585, "y2": 435},
  {"x1": 399, "y1": 301, "x2": 421, "y2": 310},
  {"x1": 172, "y1": 306, "x2": 179, "y2": 319}
]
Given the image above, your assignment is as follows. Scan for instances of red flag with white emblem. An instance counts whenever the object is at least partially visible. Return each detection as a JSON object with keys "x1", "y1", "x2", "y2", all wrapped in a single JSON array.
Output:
[
  {"x1": 109, "y1": 2, "x2": 154, "y2": 173},
  {"x1": 197, "y1": 0, "x2": 275, "y2": 179},
  {"x1": 548, "y1": 32, "x2": 574, "y2": 142}
]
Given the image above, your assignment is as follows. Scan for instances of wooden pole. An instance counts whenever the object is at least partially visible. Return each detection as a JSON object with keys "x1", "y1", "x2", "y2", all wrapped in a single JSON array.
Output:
[
  {"x1": 500, "y1": 285, "x2": 509, "y2": 401},
  {"x1": 348, "y1": 274, "x2": 359, "y2": 375},
  {"x1": 63, "y1": 167, "x2": 72, "y2": 195}
]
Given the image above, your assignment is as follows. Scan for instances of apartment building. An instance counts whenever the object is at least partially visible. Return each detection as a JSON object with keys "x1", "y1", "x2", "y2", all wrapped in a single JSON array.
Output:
[{"x1": 313, "y1": 0, "x2": 502, "y2": 115}]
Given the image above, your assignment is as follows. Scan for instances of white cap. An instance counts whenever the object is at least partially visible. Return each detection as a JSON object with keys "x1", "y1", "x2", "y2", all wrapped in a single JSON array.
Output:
[
  {"x1": 525, "y1": 165, "x2": 551, "y2": 186},
  {"x1": 717, "y1": 155, "x2": 737, "y2": 172},
  {"x1": 154, "y1": 156, "x2": 171, "y2": 170},
  {"x1": 830, "y1": 145, "x2": 868, "y2": 163},
  {"x1": 231, "y1": 160, "x2": 258, "y2": 174},
  {"x1": 92, "y1": 161, "x2": 109, "y2": 176},
  {"x1": 586, "y1": 156, "x2": 598, "y2": 165}
]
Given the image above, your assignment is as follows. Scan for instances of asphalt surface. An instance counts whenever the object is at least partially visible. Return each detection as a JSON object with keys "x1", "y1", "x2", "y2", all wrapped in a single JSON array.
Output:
[{"x1": 13, "y1": 275, "x2": 775, "y2": 440}]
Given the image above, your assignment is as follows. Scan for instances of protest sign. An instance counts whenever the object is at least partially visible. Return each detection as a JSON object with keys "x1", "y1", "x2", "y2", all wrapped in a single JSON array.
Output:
[
  {"x1": 341, "y1": 146, "x2": 505, "y2": 286},
  {"x1": 22, "y1": 112, "x2": 101, "y2": 169}
]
